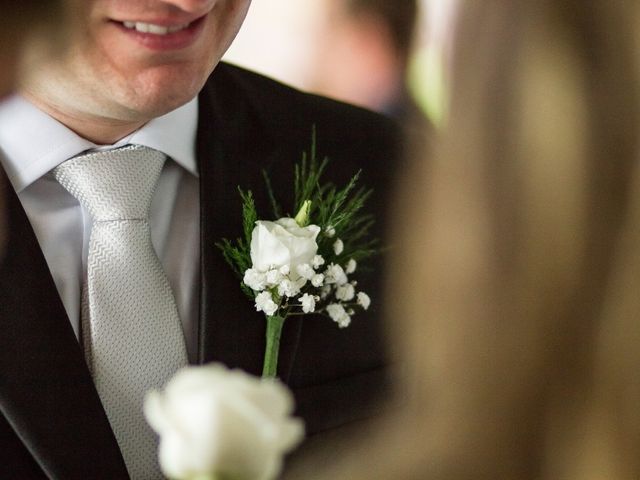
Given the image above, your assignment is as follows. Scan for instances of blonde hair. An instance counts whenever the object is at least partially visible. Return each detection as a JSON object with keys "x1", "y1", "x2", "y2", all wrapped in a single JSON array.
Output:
[{"x1": 302, "y1": 1, "x2": 640, "y2": 478}]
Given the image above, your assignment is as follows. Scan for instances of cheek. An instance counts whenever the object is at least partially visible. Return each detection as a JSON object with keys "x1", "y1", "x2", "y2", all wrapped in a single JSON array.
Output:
[{"x1": 210, "y1": 0, "x2": 251, "y2": 49}]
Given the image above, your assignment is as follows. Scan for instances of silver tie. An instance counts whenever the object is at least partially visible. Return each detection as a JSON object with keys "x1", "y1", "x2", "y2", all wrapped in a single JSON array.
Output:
[{"x1": 54, "y1": 145, "x2": 188, "y2": 479}]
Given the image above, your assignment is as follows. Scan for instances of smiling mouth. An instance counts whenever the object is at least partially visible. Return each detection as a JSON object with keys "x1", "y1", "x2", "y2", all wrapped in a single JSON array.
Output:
[
  {"x1": 114, "y1": 14, "x2": 207, "y2": 36},
  {"x1": 110, "y1": 15, "x2": 207, "y2": 50},
  {"x1": 118, "y1": 21, "x2": 195, "y2": 35},
  {"x1": 121, "y1": 21, "x2": 192, "y2": 35}
]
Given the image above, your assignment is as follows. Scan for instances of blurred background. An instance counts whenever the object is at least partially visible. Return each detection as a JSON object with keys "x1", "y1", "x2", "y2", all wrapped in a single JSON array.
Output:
[{"x1": 223, "y1": 0, "x2": 458, "y2": 128}]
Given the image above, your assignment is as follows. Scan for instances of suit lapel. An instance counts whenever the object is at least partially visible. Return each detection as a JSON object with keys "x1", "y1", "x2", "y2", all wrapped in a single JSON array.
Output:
[
  {"x1": 195, "y1": 70, "x2": 303, "y2": 381},
  {"x1": 0, "y1": 181, "x2": 128, "y2": 479}
]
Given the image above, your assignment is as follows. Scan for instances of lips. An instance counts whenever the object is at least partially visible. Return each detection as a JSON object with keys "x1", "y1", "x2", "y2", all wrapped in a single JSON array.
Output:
[
  {"x1": 112, "y1": 15, "x2": 207, "y2": 51},
  {"x1": 122, "y1": 21, "x2": 192, "y2": 35}
]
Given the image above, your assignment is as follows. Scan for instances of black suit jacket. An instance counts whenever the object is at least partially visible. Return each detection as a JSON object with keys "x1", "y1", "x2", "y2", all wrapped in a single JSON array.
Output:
[{"x1": 0, "y1": 63, "x2": 401, "y2": 479}]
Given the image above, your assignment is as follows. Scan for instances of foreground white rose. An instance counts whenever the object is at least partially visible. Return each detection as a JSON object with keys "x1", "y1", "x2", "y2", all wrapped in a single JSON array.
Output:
[
  {"x1": 250, "y1": 218, "x2": 321, "y2": 279},
  {"x1": 144, "y1": 364, "x2": 304, "y2": 480}
]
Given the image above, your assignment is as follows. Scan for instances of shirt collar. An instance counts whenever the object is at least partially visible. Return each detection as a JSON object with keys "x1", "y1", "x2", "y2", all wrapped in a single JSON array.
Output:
[{"x1": 0, "y1": 95, "x2": 198, "y2": 192}]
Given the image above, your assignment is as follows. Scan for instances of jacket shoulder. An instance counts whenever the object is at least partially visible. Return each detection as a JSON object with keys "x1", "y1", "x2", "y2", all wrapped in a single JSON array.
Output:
[{"x1": 205, "y1": 62, "x2": 400, "y2": 154}]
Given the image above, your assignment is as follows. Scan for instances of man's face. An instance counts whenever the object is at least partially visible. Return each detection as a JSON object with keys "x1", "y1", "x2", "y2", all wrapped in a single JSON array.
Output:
[{"x1": 23, "y1": 0, "x2": 251, "y2": 127}]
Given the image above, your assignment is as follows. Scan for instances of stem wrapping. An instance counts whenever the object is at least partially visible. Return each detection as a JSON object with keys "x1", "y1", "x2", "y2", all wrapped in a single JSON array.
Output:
[{"x1": 262, "y1": 315, "x2": 285, "y2": 378}]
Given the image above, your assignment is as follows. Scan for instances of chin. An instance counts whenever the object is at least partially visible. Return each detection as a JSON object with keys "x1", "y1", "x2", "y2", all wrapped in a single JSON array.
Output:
[
  {"x1": 120, "y1": 67, "x2": 211, "y2": 119},
  {"x1": 126, "y1": 90, "x2": 196, "y2": 119}
]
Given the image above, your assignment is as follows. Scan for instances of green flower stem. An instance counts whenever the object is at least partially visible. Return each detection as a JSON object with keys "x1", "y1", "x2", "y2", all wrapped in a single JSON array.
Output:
[{"x1": 262, "y1": 314, "x2": 285, "y2": 378}]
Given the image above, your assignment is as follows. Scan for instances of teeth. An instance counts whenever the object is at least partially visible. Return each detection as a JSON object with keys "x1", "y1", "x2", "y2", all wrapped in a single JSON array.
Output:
[
  {"x1": 169, "y1": 23, "x2": 190, "y2": 33},
  {"x1": 121, "y1": 21, "x2": 191, "y2": 35},
  {"x1": 147, "y1": 24, "x2": 169, "y2": 34},
  {"x1": 135, "y1": 22, "x2": 150, "y2": 33}
]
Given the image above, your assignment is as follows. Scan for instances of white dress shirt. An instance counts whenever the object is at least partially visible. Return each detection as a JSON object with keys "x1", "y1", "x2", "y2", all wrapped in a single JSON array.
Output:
[{"x1": 0, "y1": 96, "x2": 201, "y2": 361}]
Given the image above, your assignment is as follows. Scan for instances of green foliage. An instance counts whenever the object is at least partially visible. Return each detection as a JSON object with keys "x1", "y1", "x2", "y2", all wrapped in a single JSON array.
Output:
[
  {"x1": 294, "y1": 129, "x2": 329, "y2": 215},
  {"x1": 239, "y1": 188, "x2": 257, "y2": 247},
  {"x1": 262, "y1": 169, "x2": 281, "y2": 219},
  {"x1": 295, "y1": 130, "x2": 379, "y2": 265},
  {"x1": 215, "y1": 188, "x2": 257, "y2": 299}
]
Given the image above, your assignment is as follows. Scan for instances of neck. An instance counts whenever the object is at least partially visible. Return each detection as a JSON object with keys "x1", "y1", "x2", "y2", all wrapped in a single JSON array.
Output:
[{"x1": 23, "y1": 92, "x2": 146, "y2": 145}]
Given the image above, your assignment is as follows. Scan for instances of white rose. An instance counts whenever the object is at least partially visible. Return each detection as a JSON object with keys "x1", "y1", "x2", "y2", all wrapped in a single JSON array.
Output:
[
  {"x1": 144, "y1": 364, "x2": 304, "y2": 480},
  {"x1": 250, "y1": 218, "x2": 321, "y2": 279}
]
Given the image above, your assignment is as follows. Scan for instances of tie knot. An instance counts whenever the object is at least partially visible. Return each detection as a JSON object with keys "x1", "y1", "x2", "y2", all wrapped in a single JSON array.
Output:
[{"x1": 54, "y1": 145, "x2": 165, "y2": 221}]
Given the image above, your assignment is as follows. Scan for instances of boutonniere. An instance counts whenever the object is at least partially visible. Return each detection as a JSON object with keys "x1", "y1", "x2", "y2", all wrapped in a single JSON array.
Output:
[
  {"x1": 143, "y1": 134, "x2": 376, "y2": 479},
  {"x1": 218, "y1": 133, "x2": 379, "y2": 378}
]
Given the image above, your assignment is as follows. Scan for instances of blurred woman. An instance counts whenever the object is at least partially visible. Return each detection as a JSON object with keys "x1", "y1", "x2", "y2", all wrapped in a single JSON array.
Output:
[
  {"x1": 310, "y1": 0, "x2": 422, "y2": 124},
  {"x1": 299, "y1": 0, "x2": 640, "y2": 479}
]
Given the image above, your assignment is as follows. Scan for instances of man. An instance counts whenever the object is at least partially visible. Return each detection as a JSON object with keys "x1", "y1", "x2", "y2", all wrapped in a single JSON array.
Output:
[{"x1": 0, "y1": 0, "x2": 400, "y2": 478}]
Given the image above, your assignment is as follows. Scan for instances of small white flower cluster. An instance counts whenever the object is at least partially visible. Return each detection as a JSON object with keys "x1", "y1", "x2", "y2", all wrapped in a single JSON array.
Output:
[
  {"x1": 319, "y1": 257, "x2": 370, "y2": 328},
  {"x1": 244, "y1": 254, "x2": 325, "y2": 317},
  {"x1": 244, "y1": 248, "x2": 371, "y2": 328}
]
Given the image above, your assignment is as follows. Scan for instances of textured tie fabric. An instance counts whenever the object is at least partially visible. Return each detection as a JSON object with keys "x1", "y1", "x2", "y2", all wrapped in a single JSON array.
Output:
[{"x1": 54, "y1": 145, "x2": 188, "y2": 479}]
